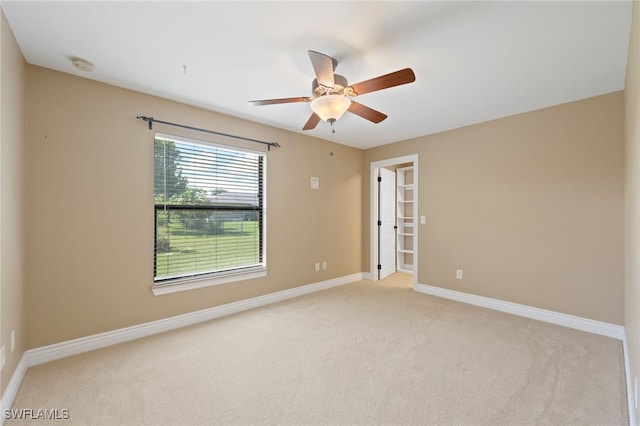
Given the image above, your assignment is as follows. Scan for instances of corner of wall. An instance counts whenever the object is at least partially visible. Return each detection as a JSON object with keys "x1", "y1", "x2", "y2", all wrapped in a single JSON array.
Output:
[
  {"x1": 624, "y1": 1, "x2": 640, "y2": 424},
  {"x1": 0, "y1": 8, "x2": 27, "y2": 399}
]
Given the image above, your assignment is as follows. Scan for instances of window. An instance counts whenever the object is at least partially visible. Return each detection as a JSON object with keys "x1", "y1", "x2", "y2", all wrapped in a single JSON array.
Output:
[{"x1": 153, "y1": 133, "x2": 265, "y2": 291}]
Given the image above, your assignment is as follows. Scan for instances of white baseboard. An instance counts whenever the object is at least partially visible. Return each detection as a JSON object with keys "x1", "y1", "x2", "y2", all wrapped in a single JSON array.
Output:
[
  {"x1": 416, "y1": 282, "x2": 634, "y2": 424},
  {"x1": 2, "y1": 275, "x2": 629, "y2": 423},
  {"x1": 414, "y1": 283, "x2": 625, "y2": 340},
  {"x1": 0, "y1": 272, "x2": 363, "y2": 416},
  {"x1": 0, "y1": 354, "x2": 28, "y2": 426},
  {"x1": 624, "y1": 332, "x2": 637, "y2": 426},
  {"x1": 28, "y1": 272, "x2": 363, "y2": 367}
]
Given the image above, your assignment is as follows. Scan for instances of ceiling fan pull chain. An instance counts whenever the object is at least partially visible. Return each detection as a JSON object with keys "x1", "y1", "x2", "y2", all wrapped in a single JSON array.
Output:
[{"x1": 329, "y1": 118, "x2": 336, "y2": 134}]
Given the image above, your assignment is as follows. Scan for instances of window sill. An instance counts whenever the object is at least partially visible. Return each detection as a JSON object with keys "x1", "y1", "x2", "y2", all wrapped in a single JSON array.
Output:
[{"x1": 151, "y1": 268, "x2": 267, "y2": 296}]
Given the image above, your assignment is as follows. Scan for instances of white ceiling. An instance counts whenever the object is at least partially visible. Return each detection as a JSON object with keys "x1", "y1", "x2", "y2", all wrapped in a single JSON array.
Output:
[{"x1": 1, "y1": 1, "x2": 633, "y2": 149}]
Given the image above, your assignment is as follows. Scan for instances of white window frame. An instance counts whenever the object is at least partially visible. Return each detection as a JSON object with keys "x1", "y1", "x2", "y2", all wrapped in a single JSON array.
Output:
[{"x1": 151, "y1": 132, "x2": 267, "y2": 296}]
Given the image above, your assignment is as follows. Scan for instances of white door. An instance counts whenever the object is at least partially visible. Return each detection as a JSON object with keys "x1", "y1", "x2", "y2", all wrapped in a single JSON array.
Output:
[{"x1": 378, "y1": 168, "x2": 396, "y2": 279}]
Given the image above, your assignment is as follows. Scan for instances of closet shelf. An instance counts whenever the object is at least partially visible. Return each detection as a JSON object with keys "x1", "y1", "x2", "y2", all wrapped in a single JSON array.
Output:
[{"x1": 396, "y1": 166, "x2": 414, "y2": 273}]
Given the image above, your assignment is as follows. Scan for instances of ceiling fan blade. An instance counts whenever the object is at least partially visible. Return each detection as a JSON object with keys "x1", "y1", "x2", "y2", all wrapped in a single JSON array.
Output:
[
  {"x1": 348, "y1": 101, "x2": 388, "y2": 123},
  {"x1": 302, "y1": 113, "x2": 321, "y2": 130},
  {"x1": 348, "y1": 68, "x2": 416, "y2": 96},
  {"x1": 308, "y1": 50, "x2": 336, "y2": 88},
  {"x1": 249, "y1": 97, "x2": 312, "y2": 106}
]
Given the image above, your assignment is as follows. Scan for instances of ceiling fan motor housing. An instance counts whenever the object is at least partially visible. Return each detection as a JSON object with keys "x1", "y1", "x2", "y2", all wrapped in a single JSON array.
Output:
[{"x1": 312, "y1": 74, "x2": 349, "y2": 98}]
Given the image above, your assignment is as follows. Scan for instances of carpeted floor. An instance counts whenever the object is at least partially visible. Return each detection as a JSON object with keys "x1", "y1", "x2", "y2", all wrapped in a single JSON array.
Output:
[{"x1": 7, "y1": 273, "x2": 628, "y2": 425}]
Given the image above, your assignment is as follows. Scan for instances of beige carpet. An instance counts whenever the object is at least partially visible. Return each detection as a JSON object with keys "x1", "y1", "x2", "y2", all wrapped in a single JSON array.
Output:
[{"x1": 7, "y1": 273, "x2": 628, "y2": 425}]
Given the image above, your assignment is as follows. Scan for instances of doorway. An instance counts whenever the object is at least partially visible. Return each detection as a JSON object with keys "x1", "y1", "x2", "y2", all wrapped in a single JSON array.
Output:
[{"x1": 370, "y1": 154, "x2": 418, "y2": 287}]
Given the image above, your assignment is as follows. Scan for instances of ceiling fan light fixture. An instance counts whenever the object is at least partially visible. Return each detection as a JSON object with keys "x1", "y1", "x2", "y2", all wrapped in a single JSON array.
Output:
[{"x1": 310, "y1": 94, "x2": 351, "y2": 122}]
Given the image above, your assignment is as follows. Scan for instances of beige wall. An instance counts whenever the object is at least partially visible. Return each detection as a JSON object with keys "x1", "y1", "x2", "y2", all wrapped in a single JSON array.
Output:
[
  {"x1": 0, "y1": 11, "x2": 26, "y2": 395},
  {"x1": 625, "y1": 1, "x2": 640, "y2": 423},
  {"x1": 24, "y1": 66, "x2": 363, "y2": 348},
  {"x1": 0, "y1": 5, "x2": 629, "y2": 397},
  {"x1": 364, "y1": 92, "x2": 625, "y2": 325}
]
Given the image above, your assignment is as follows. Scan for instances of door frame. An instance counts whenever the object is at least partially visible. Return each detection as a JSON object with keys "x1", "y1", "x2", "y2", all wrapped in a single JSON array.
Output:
[{"x1": 369, "y1": 154, "x2": 419, "y2": 288}]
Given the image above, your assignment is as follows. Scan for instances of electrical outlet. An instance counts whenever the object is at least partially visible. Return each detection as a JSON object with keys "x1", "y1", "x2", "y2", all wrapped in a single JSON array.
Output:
[
  {"x1": 0, "y1": 346, "x2": 5, "y2": 371},
  {"x1": 310, "y1": 177, "x2": 319, "y2": 190},
  {"x1": 315, "y1": 262, "x2": 320, "y2": 272},
  {"x1": 456, "y1": 269, "x2": 463, "y2": 279},
  {"x1": 11, "y1": 330, "x2": 15, "y2": 352},
  {"x1": 322, "y1": 261, "x2": 327, "y2": 270}
]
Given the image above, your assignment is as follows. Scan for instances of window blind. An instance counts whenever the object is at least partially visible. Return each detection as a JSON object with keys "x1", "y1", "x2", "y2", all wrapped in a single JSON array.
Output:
[{"x1": 153, "y1": 134, "x2": 265, "y2": 282}]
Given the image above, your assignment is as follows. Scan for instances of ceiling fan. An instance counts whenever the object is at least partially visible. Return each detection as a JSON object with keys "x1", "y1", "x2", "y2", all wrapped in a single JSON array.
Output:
[{"x1": 248, "y1": 50, "x2": 416, "y2": 132}]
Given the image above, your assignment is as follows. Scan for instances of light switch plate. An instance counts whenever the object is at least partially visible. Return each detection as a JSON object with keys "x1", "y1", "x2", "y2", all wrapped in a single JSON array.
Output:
[{"x1": 310, "y1": 177, "x2": 319, "y2": 189}]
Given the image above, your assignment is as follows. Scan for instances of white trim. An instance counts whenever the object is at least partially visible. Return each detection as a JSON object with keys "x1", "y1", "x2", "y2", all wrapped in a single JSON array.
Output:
[
  {"x1": 0, "y1": 273, "x2": 361, "y2": 417},
  {"x1": 2, "y1": 275, "x2": 631, "y2": 423},
  {"x1": 624, "y1": 331, "x2": 637, "y2": 426},
  {"x1": 369, "y1": 154, "x2": 419, "y2": 287},
  {"x1": 152, "y1": 131, "x2": 268, "y2": 295},
  {"x1": 0, "y1": 354, "x2": 28, "y2": 426},
  {"x1": 416, "y1": 282, "x2": 635, "y2": 422},
  {"x1": 27, "y1": 273, "x2": 363, "y2": 367},
  {"x1": 413, "y1": 284, "x2": 636, "y2": 426},
  {"x1": 151, "y1": 268, "x2": 267, "y2": 296},
  {"x1": 415, "y1": 283, "x2": 625, "y2": 340}
]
